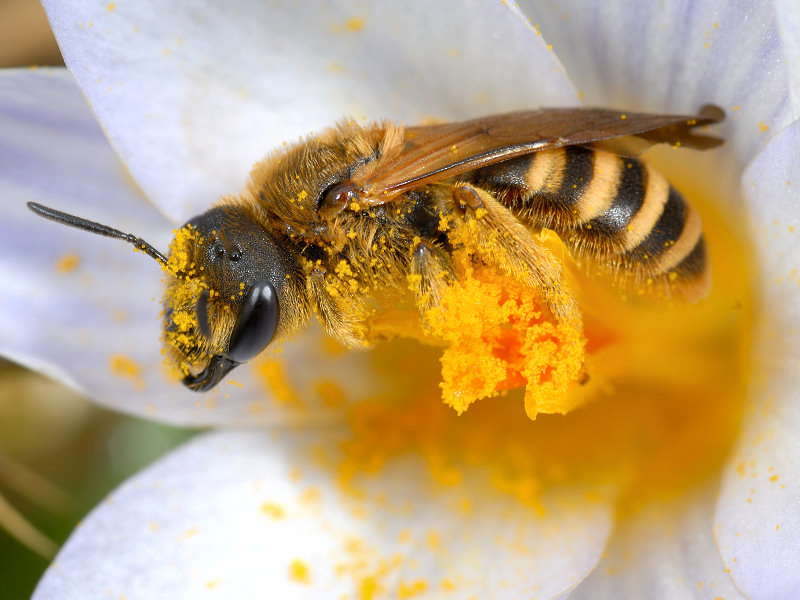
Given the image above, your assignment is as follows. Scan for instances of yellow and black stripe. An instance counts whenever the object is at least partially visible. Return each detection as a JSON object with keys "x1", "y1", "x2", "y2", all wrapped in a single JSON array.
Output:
[{"x1": 466, "y1": 146, "x2": 709, "y2": 300}]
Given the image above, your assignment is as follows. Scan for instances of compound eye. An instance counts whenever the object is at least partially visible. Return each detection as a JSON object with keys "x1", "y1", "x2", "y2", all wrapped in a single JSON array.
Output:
[{"x1": 227, "y1": 280, "x2": 279, "y2": 363}]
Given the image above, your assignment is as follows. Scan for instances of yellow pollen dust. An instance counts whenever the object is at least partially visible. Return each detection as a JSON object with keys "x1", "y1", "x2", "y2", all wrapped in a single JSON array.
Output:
[
  {"x1": 288, "y1": 559, "x2": 311, "y2": 584},
  {"x1": 359, "y1": 576, "x2": 379, "y2": 600},
  {"x1": 345, "y1": 16, "x2": 365, "y2": 32},
  {"x1": 109, "y1": 354, "x2": 146, "y2": 391},
  {"x1": 332, "y1": 154, "x2": 751, "y2": 515},
  {"x1": 161, "y1": 225, "x2": 222, "y2": 376},
  {"x1": 56, "y1": 253, "x2": 80, "y2": 273},
  {"x1": 256, "y1": 360, "x2": 303, "y2": 405},
  {"x1": 260, "y1": 501, "x2": 286, "y2": 519},
  {"x1": 424, "y1": 252, "x2": 585, "y2": 420},
  {"x1": 165, "y1": 225, "x2": 200, "y2": 277},
  {"x1": 397, "y1": 580, "x2": 428, "y2": 598},
  {"x1": 108, "y1": 354, "x2": 141, "y2": 378},
  {"x1": 109, "y1": 354, "x2": 140, "y2": 379},
  {"x1": 315, "y1": 379, "x2": 346, "y2": 407}
]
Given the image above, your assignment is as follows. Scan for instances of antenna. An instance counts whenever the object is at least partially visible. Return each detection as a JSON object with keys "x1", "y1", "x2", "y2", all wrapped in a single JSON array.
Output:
[{"x1": 27, "y1": 202, "x2": 168, "y2": 266}]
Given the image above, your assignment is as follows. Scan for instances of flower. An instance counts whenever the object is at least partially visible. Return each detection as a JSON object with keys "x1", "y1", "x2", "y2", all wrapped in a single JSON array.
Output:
[{"x1": 0, "y1": 1, "x2": 798, "y2": 598}]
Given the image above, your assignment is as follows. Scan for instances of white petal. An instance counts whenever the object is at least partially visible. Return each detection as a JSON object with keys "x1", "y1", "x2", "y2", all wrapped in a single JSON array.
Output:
[
  {"x1": 714, "y1": 120, "x2": 800, "y2": 600},
  {"x1": 566, "y1": 479, "x2": 744, "y2": 600},
  {"x1": 774, "y1": 0, "x2": 800, "y2": 115},
  {"x1": 0, "y1": 69, "x2": 382, "y2": 427},
  {"x1": 35, "y1": 429, "x2": 614, "y2": 600},
  {"x1": 0, "y1": 69, "x2": 168, "y2": 411},
  {"x1": 43, "y1": 0, "x2": 577, "y2": 222},
  {"x1": 521, "y1": 0, "x2": 795, "y2": 168}
]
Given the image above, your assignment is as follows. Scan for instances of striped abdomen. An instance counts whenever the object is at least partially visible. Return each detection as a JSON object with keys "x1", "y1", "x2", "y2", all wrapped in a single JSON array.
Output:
[{"x1": 466, "y1": 146, "x2": 709, "y2": 300}]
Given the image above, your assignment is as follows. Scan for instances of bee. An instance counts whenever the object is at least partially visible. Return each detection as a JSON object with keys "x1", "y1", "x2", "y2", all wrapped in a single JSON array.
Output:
[{"x1": 28, "y1": 106, "x2": 724, "y2": 392}]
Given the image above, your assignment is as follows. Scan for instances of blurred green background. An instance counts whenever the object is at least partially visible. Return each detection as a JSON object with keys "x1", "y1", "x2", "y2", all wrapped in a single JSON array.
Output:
[{"x1": 0, "y1": 2, "x2": 197, "y2": 597}]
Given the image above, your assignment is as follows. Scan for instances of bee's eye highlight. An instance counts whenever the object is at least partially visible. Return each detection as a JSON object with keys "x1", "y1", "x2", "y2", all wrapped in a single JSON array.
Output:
[
  {"x1": 227, "y1": 280, "x2": 279, "y2": 363},
  {"x1": 229, "y1": 245, "x2": 242, "y2": 262}
]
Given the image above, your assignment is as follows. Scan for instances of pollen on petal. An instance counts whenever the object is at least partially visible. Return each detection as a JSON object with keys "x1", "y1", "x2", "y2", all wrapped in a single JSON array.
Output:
[
  {"x1": 55, "y1": 253, "x2": 80, "y2": 273},
  {"x1": 109, "y1": 354, "x2": 145, "y2": 390},
  {"x1": 397, "y1": 580, "x2": 428, "y2": 598},
  {"x1": 345, "y1": 17, "x2": 365, "y2": 32},
  {"x1": 315, "y1": 379, "x2": 346, "y2": 407},
  {"x1": 288, "y1": 559, "x2": 311, "y2": 584},
  {"x1": 359, "y1": 576, "x2": 379, "y2": 600},
  {"x1": 259, "y1": 501, "x2": 286, "y2": 519},
  {"x1": 256, "y1": 359, "x2": 303, "y2": 405}
]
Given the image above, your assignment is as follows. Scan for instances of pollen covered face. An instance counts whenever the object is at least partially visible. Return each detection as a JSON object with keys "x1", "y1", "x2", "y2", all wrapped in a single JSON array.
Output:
[{"x1": 161, "y1": 223, "x2": 236, "y2": 380}]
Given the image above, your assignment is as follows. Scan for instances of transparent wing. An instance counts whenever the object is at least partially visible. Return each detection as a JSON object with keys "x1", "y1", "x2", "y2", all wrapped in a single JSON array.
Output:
[{"x1": 354, "y1": 106, "x2": 723, "y2": 203}]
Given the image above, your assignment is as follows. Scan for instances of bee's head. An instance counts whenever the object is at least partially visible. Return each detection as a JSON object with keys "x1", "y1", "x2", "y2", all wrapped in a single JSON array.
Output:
[
  {"x1": 26, "y1": 201, "x2": 305, "y2": 393},
  {"x1": 163, "y1": 205, "x2": 305, "y2": 391}
]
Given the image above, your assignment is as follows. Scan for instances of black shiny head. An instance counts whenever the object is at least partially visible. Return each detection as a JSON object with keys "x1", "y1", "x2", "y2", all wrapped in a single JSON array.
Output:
[
  {"x1": 25, "y1": 201, "x2": 301, "y2": 394},
  {"x1": 166, "y1": 205, "x2": 299, "y2": 392}
]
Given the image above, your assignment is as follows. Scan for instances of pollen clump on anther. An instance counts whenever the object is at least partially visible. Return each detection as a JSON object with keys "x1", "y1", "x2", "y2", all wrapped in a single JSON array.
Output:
[{"x1": 423, "y1": 251, "x2": 585, "y2": 420}]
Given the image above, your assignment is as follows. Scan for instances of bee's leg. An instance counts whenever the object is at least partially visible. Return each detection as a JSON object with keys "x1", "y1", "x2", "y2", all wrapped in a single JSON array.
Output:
[
  {"x1": 408, "y1": 240, "x2": 455, "y2": 319},
  {"x1": 306, "y1": 266, "x2": 369, "y2": 347},
  {"x1": 449, "y1": 183, "x2": 582, "y2": 329}
]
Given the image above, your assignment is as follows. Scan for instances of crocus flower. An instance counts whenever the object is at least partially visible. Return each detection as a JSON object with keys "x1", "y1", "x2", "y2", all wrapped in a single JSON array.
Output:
[{"x1": 0, "y1": 1, "x2": 797, "y2": 598}]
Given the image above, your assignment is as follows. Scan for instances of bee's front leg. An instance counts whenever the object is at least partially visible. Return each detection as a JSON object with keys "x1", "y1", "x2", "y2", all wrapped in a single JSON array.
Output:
[
  {"x1": 306, "y1": 265, "x2": 370, "y2": 347},
  {"x1": 448, "y1": 183, "x2": 583, "y2": 330},
  {"x1": 408, "y1": 240, "x2": 455, "y2": 322}
]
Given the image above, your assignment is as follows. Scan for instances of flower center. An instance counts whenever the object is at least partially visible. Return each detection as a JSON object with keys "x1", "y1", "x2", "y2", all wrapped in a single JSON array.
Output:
[
  {"x1": 424, "y1": 247, "x2": 586, "y2": 420},
  {"x1": 333, "y1": 153, "x2": 751, "y2": 509}
]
